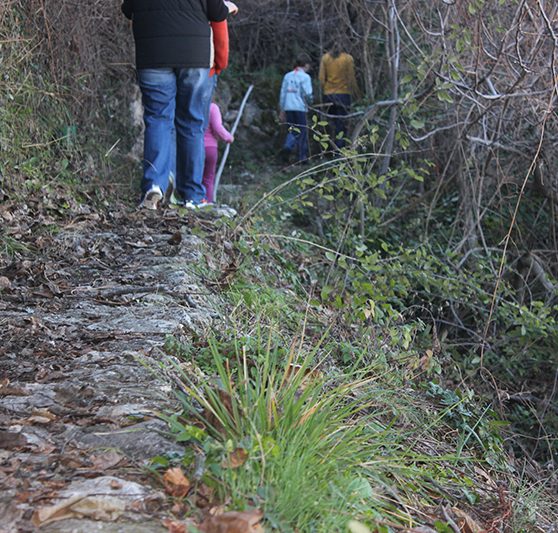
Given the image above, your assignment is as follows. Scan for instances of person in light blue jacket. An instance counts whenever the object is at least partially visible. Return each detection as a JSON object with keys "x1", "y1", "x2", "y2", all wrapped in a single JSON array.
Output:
[{"x1": 279, "y1": 56, "x2": 313, "y2": 163}]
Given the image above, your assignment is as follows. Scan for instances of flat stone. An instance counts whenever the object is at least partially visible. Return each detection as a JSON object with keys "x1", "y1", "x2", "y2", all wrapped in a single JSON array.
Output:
[
  {"x1": 0, "y1": 384, "x2": 57, "y2": 414},
  {"x1": 35, "y1": 477, "x2": 165, "y2": 529},
  {"x1": 64, "y1": 421, "x2": 184, "y2": 461},
  {"x1": 0, "y1": 214, "x2": 220, "y2": 531},
  {"x1": 42, "y1": 519, "x2": 167, "y2": 533},
  {"x1": 95, "y1": 403, "x2": 154, "y2": 419},
  {"x1": 0, "y1": 490, "x2": 24, "y2": 533}
]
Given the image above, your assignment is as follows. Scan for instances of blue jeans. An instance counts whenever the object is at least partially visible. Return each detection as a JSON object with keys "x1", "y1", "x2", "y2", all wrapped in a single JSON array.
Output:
[
  {"x1": 168, "y1": 74, "x2": 217, "y2": 198},
  {"x1": 324, "y1": 93, "x2": 351, "y2": 148},
  {"x1": 284, "y1": 111, "x2": 309, "y2": 162},
  {"x1": 138, "y1": 68, "x2": 213, "y2": 203}
]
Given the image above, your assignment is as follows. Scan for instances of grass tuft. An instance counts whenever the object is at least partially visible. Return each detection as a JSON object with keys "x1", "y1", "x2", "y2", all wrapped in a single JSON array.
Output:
[{"x1": 166, "y1": 329, "x2": 499, "y2": 531}]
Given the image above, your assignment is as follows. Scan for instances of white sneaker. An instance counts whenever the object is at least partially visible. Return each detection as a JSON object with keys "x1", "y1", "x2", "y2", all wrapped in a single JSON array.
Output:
[
  {"x1": 184, "y1": 199, "x2": 212, "y2": 210},
  {"x1": 141, "y1": 185, "x2": 162, "y2": 210},
  {"x1": 184, "y1": 200, "x2": 198, "y2": 210}
]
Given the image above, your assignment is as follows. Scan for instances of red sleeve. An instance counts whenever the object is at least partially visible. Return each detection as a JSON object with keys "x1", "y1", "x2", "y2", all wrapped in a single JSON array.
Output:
[{"x1": 211, "y1": 20, "x2": 229, "y2": 75}]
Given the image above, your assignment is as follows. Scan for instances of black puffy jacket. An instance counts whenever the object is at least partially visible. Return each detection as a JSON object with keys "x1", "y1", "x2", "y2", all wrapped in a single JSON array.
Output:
[{"x1": 122, "y1": 0, "x2": 229, "y2": 69}]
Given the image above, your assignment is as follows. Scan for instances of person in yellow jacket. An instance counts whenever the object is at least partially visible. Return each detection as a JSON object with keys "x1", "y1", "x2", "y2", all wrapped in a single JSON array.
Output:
[{"x1": 319, "y1": 45, "x2": 359, "y2": 149}]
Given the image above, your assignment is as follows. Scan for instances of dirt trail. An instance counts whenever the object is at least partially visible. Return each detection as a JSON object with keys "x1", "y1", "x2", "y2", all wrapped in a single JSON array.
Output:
[{"x1": 0, "y1": 204, "x2": 227, "y2": 532}]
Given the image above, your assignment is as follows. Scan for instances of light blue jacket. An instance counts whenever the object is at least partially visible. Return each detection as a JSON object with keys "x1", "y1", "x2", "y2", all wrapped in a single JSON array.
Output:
[{"x1": 279, "y1": 68, "x2": 313, "y2": 112}]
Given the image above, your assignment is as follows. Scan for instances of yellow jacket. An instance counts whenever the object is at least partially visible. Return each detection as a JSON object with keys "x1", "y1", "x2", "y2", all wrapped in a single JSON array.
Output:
[{"x1": 319, "y1": 52, "x2": 358, "y2": 96}]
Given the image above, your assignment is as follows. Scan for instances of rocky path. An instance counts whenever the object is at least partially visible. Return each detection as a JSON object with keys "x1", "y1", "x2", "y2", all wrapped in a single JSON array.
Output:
[{"x1": 0, "y1": 204, "x2": 229, "y2": 532}]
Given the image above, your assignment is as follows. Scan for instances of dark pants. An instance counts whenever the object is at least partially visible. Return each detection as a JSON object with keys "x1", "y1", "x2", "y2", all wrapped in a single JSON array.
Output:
[
  {"x1": 324, "y1": 93, "x2": 351, "y2": 148},
  {"x1": 283, "y1": 110, "x2": 309, "y2": 162}
]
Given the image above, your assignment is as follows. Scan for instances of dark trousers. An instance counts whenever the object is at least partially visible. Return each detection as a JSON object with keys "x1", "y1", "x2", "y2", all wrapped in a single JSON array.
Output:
[
  {"x1": 283, "y1": 111, "x2": 309, "y2": 162},
  {"x1": 324, "y1": 93, "x2": 351, "y2": 148}
]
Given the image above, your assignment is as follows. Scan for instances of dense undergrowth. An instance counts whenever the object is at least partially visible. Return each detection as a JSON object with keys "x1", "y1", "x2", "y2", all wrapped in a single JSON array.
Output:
[
  {"x1": 0, "y1": 1, "x2": 136, "y2": 210},
  {"x1": 265, "y1": 141, "x2": 558, "y2": 467},
  {"x1": 220, "y1": 103, "x2": 558, "y2": 472},
  {"x1": 156, "y1": 213, "x2": 557, "y2": 530}
]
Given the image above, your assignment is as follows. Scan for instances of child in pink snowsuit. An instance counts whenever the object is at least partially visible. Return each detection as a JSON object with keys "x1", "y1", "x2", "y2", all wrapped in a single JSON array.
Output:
[{"x1": 203, "y1": 102, "x2": 234, "y2": 203}]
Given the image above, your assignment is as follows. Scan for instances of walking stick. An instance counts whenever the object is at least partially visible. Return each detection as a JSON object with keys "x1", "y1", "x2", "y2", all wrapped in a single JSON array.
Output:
[{"x1": 213, "y1": 84, "x2": 254, "y2": 203}]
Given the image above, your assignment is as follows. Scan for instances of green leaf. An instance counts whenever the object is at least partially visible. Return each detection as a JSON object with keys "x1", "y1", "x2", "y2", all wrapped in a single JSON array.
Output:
[
  {"x1": 437, "y1": 90, "x2": 453, "y2": 104},
  {"x1": 434, "y1": 520, "x2": 454, "y2": 533},
  {"x1": 175, "y1": 424, "x2": 207, "y2": 442},
  {"x1": 149, "y1": 455, "x2": 170, "y2": 468}
]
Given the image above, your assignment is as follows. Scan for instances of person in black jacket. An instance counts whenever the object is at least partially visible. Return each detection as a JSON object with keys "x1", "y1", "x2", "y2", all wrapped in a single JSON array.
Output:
[{"x1": 122, "y1": 0, "x2": 238, "y2": 209}]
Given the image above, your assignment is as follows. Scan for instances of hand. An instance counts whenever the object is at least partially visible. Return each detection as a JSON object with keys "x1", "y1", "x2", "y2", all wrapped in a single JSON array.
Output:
[
  {"x1": 225, "y1": 1, "x2": 238, "y2": 15},
  {"x1": 229, "y1": 136, "x2": 235, "y2": 143},
  {"x1": 279, "y1": 111, "x2": 286, "y2": 123}
]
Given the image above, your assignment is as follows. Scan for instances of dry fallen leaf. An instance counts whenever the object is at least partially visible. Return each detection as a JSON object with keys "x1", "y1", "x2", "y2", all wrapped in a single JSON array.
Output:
[
  {"x1": 297, "y1": 403, "x2": 319, "y2": 427},
  {"x1": 200, "y1": 509, "x2": 264, "y2": 533},
  {"x1": 347, "y1": 520, "x2": 372, "y2": 533},
  {"x1": 0, "y1": 380, "x2": 28, "y2": 397},
  {"x1": 284, "y1": 364, "x2": 322, "y2": 390},
  {"x1": 163, "y1": 518, "x2": 188, "y2": 533},
  {"x1": 0, "y1": 431, "x2": 28, "y2": 450},
  {"x1": 451, "y1": 508, "x2": 485, "y2": 533},
  {"x1": 33, "y1": 408, "x2": 57, "y2": 420},
  {"x1": 26, "y1": 408, "x2": 57, "y2": 425},
  {"x1": 168, "y1": 231, "x2": 182, "y2": 246},
  {"x1": 204, "y1": 389, "x2": 235, "y2": 434},
  {"x1": 419, "y1": 349, "x2": 434, "y2": 371},
  {"x1": 163, "y1": 467, "x2": 191, "y2": 498},
  {"x1": 32, "y1": 476, "x2": 147, "y2": 527},
  {"x1": 90, "y1": 451, "x2": 125, "y2": 471},
  {"x1": 222, "y1": 448, "x2": 248, "y2": 469},
  {"x1": 171, "y1": 501, "x2": 186, "y2": 516},
  {"x1": 0, "y1": 209, "x2": 13, "y2": 222},
  {"x1": 26, "y1": 415, "x2": 53, "y2": 425},
  {"x1": 194, "y1": 483, "x2": 215, "y2": 509},
  {"x1": 0, "y1": 276, "x2": 11, "y2": 290},
  {"x1": 473, "y1": 466, "x2": 497, "y2": 488},
  {"x1": 110, "y1": 479, "x2": 123, "y2": 490},
  {"x1": 15, "y1": 491, "x2": 33, "y2": 503}
]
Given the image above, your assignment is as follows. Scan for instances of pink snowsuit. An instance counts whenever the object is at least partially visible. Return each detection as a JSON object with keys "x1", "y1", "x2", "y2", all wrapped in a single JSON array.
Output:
[{"x1": 203, "y1": 103, "x2": 233, "y2": 202}]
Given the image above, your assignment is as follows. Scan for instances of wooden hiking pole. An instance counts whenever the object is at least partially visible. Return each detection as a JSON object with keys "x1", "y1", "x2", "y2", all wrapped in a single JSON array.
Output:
[{"x1": 213, "y1": 84, "x2": 254, "y2": 203}]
